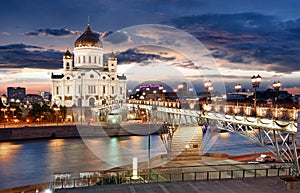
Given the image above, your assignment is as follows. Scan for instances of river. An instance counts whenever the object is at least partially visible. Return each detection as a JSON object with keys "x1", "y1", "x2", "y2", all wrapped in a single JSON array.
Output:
[{"x1": 0, "y1": 132, "x2": 266, "y2": 190}]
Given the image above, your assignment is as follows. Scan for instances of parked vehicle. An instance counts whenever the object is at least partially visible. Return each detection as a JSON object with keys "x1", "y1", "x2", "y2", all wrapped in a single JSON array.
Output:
[{"x1": 256, "y1": 154, "x2": 275, "y2": 163}]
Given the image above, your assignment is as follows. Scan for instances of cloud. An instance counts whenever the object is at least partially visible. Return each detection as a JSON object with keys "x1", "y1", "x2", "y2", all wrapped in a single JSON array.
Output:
[
  {"x1": 104, "y1": 31, "x2": 131, "y2": 44},
  {"x1": 171, "y1": 13, "x2": 300, "y2": 74},
  {"x1": 2, "y1": 32, "x2": 9, "y2": 36},
  {"x1": 23, "y1": 28, "x2": 81, "y2": 37},
  {"x1": 116, "y1": 48, "x2": 175, "y2": 65},
  {"x1": 0, "y1": 43, "x2": 62, "y2": 69}
]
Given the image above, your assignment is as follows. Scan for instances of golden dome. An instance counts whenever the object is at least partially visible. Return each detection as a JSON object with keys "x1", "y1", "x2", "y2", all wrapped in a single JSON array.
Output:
[
  {"x1": 108, "y1": 51, "x2": 117, "y2": 61},
  {"x1": 63, "y1": 49, "x2": 72, "y2": 59},
  {"x1": 74, "y1": 26, "x2": 102, "y2": 48}
]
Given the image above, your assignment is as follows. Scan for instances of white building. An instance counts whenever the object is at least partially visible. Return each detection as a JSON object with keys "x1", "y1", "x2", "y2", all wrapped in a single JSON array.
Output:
[{"x1": 51, "y1": 24, "x2": 127, "y2": 109}]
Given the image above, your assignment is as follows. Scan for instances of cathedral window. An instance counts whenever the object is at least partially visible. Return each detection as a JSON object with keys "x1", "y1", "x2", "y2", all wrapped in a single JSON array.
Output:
[
  {"x1": 88, "y1": 85, "x2": 96, "y2": 94},
  {"x1": 89, "y1": 56, "x2": 91, "y2": 63},
  {"x1": 78, "y1": 85, "x2": 81, "y2": 94},
  {"x1": 90, "y1": 74, "x2": 94, "y2": 78},
  {"x1": 66, "y1": 62, "x2": 70, "y2": 70},
  {"x1": 120, "y1": 87, "x2": 122, "y2": 94},
  {"x1": 78, "y1": 56, "x2": 81, "y2": 64},
  {"x1": 99, "y1": 57, "x2": 101, "y2": 64},
  {"x1": 89, "y1": 98, "x2": 95, "y2": 107},
  {"x1": 83, "y1": 56, "x2": 86, "y2": 63},
  {"x1": 103, "y1": 86, "x2": 106, "y2": 94},
  {"x1": 56, "y1": 87, "x2": 59, "y2": 95},
  {"x1": 112, "y1": 86, "x2": 114, "y2": 94},
  {"x1": 94, "y1": 56, "x2": 97, "y2": 63},
  {"x1": 67, "y1": 86, "x2": 70, "y2": 94}
]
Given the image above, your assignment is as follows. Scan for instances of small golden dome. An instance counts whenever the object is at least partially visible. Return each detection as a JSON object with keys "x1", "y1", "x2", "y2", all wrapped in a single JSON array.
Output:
[
  {"x1": 74, "y1": 26, "x2": 102, "y2": 48},
  {"x1": 63, "y1": 49, "x2": 72, "y2": 59},
  {"x1": 108, "y1": 51, "x2": 117, "y2": 61}
]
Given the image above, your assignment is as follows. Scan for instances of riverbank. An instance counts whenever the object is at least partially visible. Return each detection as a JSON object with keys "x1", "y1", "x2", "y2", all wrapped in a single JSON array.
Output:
[
  {"x1": 0, "y1": 123, "x2": 170, "y2": 142},
  {"x1": 0, "y1": 182, "x2": 49, "y2": 193},
  {"x1": 0, "y1": 125, "x2": 80, "y2": 141}
]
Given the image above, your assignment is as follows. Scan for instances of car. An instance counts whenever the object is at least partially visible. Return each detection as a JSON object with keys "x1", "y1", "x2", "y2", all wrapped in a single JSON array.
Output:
[{"x1": 256, "y1": 154, "x2": 276, "y2": 163}]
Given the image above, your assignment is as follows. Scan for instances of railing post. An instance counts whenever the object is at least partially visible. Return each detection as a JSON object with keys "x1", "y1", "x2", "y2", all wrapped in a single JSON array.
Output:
[
  {"x1": 182, "y1": 173, "x2": 184, "y2": 181},
  {"x1": 231, "y1": 170, "x2": 233, "y2": 179},
  {"x1": 266, "y1": 169, "x2": 269, "y2": 177},
  {"x1": 254, "y1": 169, "x2": 257, "y2": 178},
  {"x1": 243, "y1": 170, "x2": 245, "y2": 178},
  {"x1": 194, "y1": 172, "x2": 197, "y2": 181},
  {"x1": 207, "y1": 171, "x2": 209, "y2": 180},
  {"x1": 219, "y1": 171, "x2": 221, "y2": 179}
]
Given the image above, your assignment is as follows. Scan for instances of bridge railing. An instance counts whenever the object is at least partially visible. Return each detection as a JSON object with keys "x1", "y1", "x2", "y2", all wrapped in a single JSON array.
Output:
[
  {"x1": 51, "y1": 163, "x2": 292, "y2": 191},
  {"x1": 128, "y1": 99, "x2": 299, "y2": 121}
]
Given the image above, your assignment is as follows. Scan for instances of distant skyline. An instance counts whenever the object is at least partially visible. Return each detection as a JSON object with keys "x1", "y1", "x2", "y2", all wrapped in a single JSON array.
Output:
[{"x1": 1, "y1": 0, "x2": 300, "y2": 95}]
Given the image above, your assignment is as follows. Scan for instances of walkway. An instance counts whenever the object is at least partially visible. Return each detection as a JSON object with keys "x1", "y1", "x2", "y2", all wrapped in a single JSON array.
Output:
[{"x1": 56, "y1": 177, "x2": 298, "y2": 193}]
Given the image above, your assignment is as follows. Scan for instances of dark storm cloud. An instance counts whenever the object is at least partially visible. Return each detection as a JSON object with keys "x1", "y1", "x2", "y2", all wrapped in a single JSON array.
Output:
[
  {"x1": 0, "y1": 43, "x2": 62, "y2": 69},
  {"x1": 24, "y1": 28, "x2": 81, "y2": 37},
  {"x1": 104, "y1": 31, "x2": 130, "y2": 44},
  {"x1": 171, "y1": 13, "x2": 300, "y2": 73},
  {"x1": 116, "y1": 48, "x2": 175, "y2": 65}
]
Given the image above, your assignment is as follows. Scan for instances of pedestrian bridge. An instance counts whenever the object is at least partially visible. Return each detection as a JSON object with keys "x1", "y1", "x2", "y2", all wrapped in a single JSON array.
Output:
[{"x1": 125, "y1": 101, "x2": 300, "y2": 175}]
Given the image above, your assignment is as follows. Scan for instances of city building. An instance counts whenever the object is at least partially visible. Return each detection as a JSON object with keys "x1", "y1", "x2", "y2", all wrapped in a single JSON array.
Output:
[
  {"x1": 51, "y1": 23, "x2": 127, "y2": 108},
  {"x1": 40, "y1": 91, "x2": 52, "y2": 105},
  {"x1": 7, "y1": 87, "x2": 26, "y2": 102},
  {"x1": 23, "y1": 94, "x2": 44, "y2": 105}
]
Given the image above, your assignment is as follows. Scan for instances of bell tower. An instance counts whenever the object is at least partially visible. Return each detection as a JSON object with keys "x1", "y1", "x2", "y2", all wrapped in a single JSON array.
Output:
[
  {"x1": 63, "y1": 49, "x2": 73, "y2": 72},
  {"x1": 108, "y1": 51, "x2": 117, "y2": 80}
]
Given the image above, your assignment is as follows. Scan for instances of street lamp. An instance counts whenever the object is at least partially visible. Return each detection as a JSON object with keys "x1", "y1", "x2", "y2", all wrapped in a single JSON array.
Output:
[
  {"x1": 1, "y1": 108, "x2": 7, "y2": 128},
  {"x1": 53, "y1": 107, "x2": 60, "y2": 126},
  {"x1": 10, "y1": 108, "x2": 16, "y2": 120},
  {"x1": 234, "y1": 84, "x2": 242, "y2": 107},
  {"x1": 204, "y1": 80, "x2": 213, "y2": 104},
  {"x1": 80, "y1": 72, "x2": 85, "y2": 125},
  {"x1": 251, "y1": 75, "x2": 261, "y2": 115},
  {"x1": 273, "y1": 81, "x2": 281, "y2": 118}
]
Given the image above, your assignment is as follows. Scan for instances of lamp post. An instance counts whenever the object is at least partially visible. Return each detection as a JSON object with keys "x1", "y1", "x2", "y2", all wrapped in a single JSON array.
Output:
[
  {"x1": 53, "y1": 107, "x2": 60, "y2": 126},
  {"x1": 273, "y1": 81, "x2": 281, "y2": 118},
  {"x1": 234, "y1": 84, "x2": 242, "y2": 108},
  {"x1": 80, "y1": 72, "x2": 85, "y2": 125},
  {"x1": 251, "y1": 75, "x2": 261, "y2": 115},
  {"x1": 1, "y1": 108, "x2": 7, "y2": 128},
  {"x1": 10, "y1": 108, "x2": 16, "y2": 121},
  {"x1": 204, "y1": 80, "x2": 213, "y2": 104}
]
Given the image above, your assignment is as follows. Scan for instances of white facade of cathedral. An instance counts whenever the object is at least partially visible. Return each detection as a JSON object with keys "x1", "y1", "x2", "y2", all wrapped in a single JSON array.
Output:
[{"x1": 51, "y1": 24, "x2": 127, "y2": 108}]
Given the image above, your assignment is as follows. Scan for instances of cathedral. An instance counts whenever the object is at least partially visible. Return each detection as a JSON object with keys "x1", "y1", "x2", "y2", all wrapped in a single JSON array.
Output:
[{"x1": 51, "y1": 23, "x2": 127, "y2": 109}]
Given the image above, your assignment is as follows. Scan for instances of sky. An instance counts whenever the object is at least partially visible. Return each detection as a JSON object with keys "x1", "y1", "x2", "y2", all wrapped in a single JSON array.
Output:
[{"x1": 1, "y1": 0, "x2": 300, "y2": 95}]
